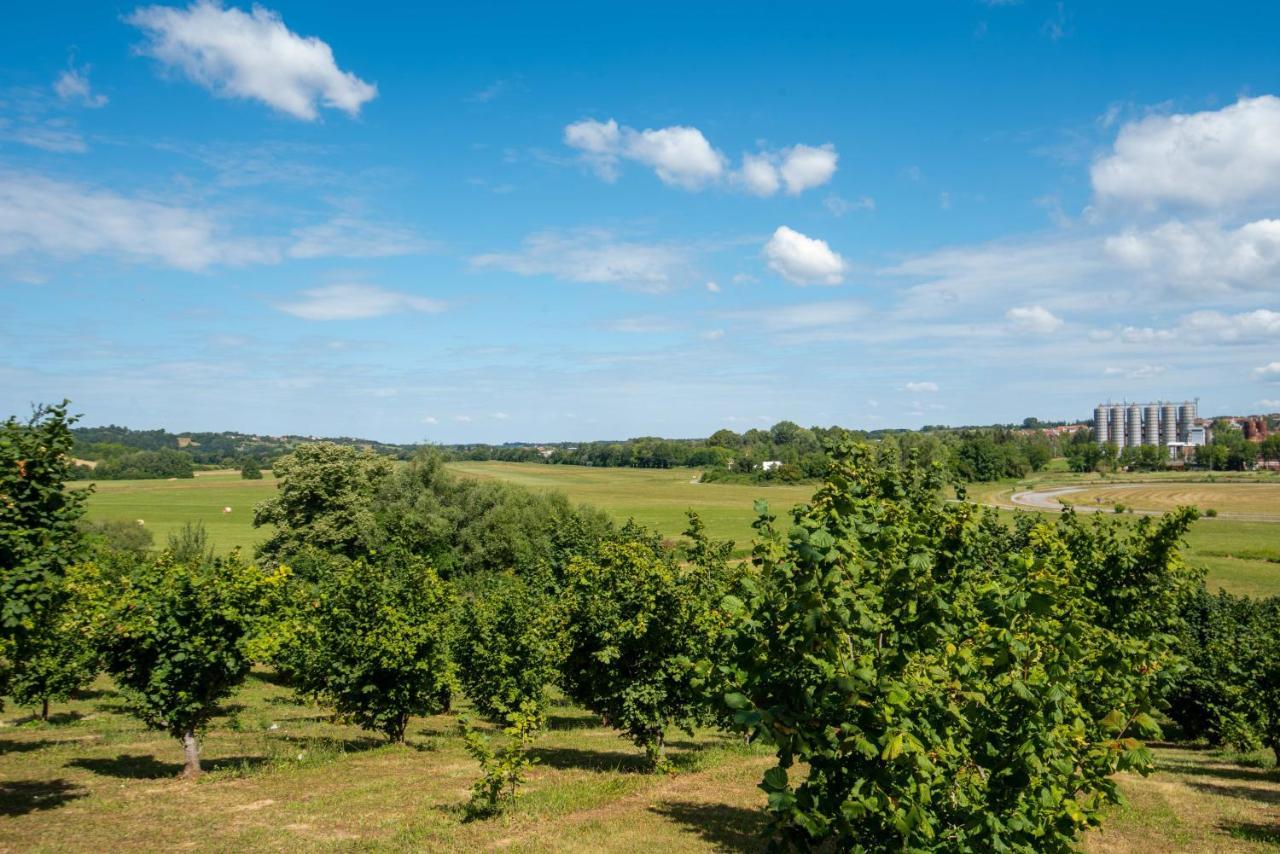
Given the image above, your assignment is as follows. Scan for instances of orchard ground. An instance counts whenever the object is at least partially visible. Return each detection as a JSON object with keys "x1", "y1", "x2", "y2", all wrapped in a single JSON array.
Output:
[
  {"x1": 1, "y1": 668, "x2": 1277, "y2": 851},
  {"x1": 12, "y1": 460, "x2": 1279, "y2": 850},
  {"x1": 79, "y1": 462, "x2": 1280, "y2": 597}
]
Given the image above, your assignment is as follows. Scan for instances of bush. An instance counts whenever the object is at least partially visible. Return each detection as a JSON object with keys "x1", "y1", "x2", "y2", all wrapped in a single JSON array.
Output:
[
  {"x1": 453, "y1": 572, "x2": 564, "y2": 721},
  {"x1": 459, "y1": 701, "x2": 543, "y2": 819},
  {"x1": 298, "y1": 554, "x2": 454, "y2": 742},
  {"x1": 719, "y1": 442, "x2": 1199, "y2": 851},
  {"x1": 240, "y1": 458, "x2": 263, "y2": 480},
  {"x1": 1204, "y1": 507, "x2": 1219, "y2": 517},
  {"x1": 82, "y1": 519, "x2": 154, "y2": 554},
  {"x1": 561, "y1": 527, "x2": 727, "y2": 770},
  {"x1": 99, "y1": 552, "x2": 287, "y2": 777}
]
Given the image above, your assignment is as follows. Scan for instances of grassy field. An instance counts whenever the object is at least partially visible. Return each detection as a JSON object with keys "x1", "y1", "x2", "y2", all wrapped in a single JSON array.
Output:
[
  {"x1": 79, "y1": 462, "x2": 1280, "y2": 597},
  {"x1": 1, "y1": 671, "x2": 1276, "y2": 852},
  {"x1": 448, "y1": 462, "x2": 815, "y2": 547},
  {"x1": 77, "y1": 470, "x2": 277, "y2": 554}
]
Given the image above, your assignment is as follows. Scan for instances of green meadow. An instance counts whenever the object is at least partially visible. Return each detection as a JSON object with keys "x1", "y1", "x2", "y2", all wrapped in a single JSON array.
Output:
[{"x1": 79, "y1": 460, "x2": 1280, "y2": 597}]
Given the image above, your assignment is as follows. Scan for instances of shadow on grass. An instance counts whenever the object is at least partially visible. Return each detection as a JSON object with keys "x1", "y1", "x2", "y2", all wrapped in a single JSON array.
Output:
[
  {"x1": 649, "y1": 801, "x2": 768, "y2": 851},
  {"x1": 0, "y1": 779, "x2": 87, "y2": 816},
  {"x1": 529, "y1": 745, "x2": 651, "y2": 774},
  {"x1": 547, "y1": 712, "x2": 601, "y2": 731},
  {"x1": 1223, "y1": 819, "x2": 1280, "y2": 845},
  {"x1": 70, "y1": 688, "x2": 116, "y2": 702},
  {"x1": 67, "y1": 753, "x2": 269, "y2": 779},
  {"x1": 0, "y1": 738, "x2": 64, "y2": 754},
  {"x1": 249, "y1": 669, "x2": 293, "y2": 688},
  {"x1": 1187, "y1": 780, "x2": 1280, "y2": 806},
  {"x1": 1161, "y1": 759, "x2": 1280, "y2": 784},
  {"x1": 275, "y1": 733, "x2": 385, "y2": 753}
]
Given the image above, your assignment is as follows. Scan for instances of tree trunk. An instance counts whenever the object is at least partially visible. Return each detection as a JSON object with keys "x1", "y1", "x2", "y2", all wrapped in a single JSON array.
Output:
[
  {"x1": 181, "y1": 728, "x2": 201, "y2": 779},
  {"x1": 41, "y1": 698, "x2": 49, "y2": 722}
]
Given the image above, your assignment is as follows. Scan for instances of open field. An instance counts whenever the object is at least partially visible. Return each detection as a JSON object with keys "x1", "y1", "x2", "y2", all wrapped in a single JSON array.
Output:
[
  {"x1": 448, "y1": 462, "x2": 814, "y2": 547},
  {"x1": 79, "y1": 462, "x2": 1280, "y2": 597},
  {"x1": 76, "y1": 470, "x2": 278, "y2": 554},
  {"x1": 1, "y1": 671, "x2": 1277, "y2": 852}
]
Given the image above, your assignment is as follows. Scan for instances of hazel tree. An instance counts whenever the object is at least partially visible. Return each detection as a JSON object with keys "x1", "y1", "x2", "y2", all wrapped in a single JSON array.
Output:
[
  {"x1": 720, "y1": 441, "x2": 1199, "y2": 852},
  {"x1": 101, "y1": 553, "x2": 287, "y2": 778},
  {"x1": 299, "y1": 554, "x2": 454, "y2": 742}
]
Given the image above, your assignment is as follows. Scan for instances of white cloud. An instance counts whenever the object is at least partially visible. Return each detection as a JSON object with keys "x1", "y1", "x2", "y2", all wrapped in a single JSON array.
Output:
[
  {"x1": 702, "y1": 329, "x2": 725, "y2": 340},
  {"x1": 421, "y1": 415, "x2": 439, "y2": 424},
  {"x1": 127, "y1": 1, "x2": 377, "y2": 120},
  {"x1": 0, "y1": 120, "x2": 86, "y2": 153},
  {"x1": 705, "y1": 280, "x2": 721, "y2": 293},
  {"x1": 625, "y1": 125, "x2": 725, "y2": 189},
  {"x1": 453, "y1": 415, "x2": 473, "y2": 423},
  {"x1": 54, "y1": 64, "x2": 108, "y2": 108},
  {"x1": 1259, "y1": 399, "x2": 1280, "y2": 409},
  {"x1": 607, "y1": 316, "x2": 680, "y2": 334},
  {"x1": 563, "y1": 118, "x2": 723, "y2": 189},
  {"x1": 1005, "y1": 305, "x2": 1064, "y2": 333},
  {"x1": 0, "y1": 171, "x2": 269, "y2": 269},
  {"x1": 492, "y1": 411, "x2": 509, "y2": 420},
  {"x1": 276, "y1": 284, "x2": 446, "y2": 320},
  {"x1": 564, "y1": 118, "x2": 835, "y2": 194},
  {"x1": 904, "y1": 381, "x2": 939, "y2": 393},
  {"x1": 1105, "y1": 219, "x2": 1280, "y2": 290},
  {"x1": 778, "y1": 144, "x2": 838, "y2": 194},
  {"x1": 1092, "y1": 96, "x2": 1280, "y2": 209},
  {"x1": 825, "y1": 194, "x2": 874, "y2": 216},
  {"x1": 724, "y1": 300, "x2": 864, "y2": 330},
  {"x1": 738, "y1": 144, "x2": 838, "y2": 196},
  {"x1": 1255, "y1": 362, "x2": 1280, "y2": 381},
  {"x1": 472, "y1": 229, "x2": 692, "y2": 293},
  {"x1": 763, "y1": 225, "x2": 847, "y2": 285},
  {"x1": 1103, "y1": 364, "x2": 1166, "y2": 379},
  {"x1": 288, "y1": 216, "x2": 433, "y2": 259},
  {"x1": 739, "y1": 152, "x2": 781, "y2": 196}
]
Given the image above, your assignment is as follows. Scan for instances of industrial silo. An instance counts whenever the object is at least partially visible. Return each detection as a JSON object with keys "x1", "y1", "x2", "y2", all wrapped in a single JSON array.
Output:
[
  {"x1": 1161, "y1": 403, "x2": 1177, "y2": 447},
  {"x1": 1178, "y1": 401, "x2": 1197, "y2": 442},
  {"x1": 1143, "y1": 404, "x2": 1160, "y2": 446},
  {"x1": 1095, "y1": 404, "x2": 1110, "y2": 445},
  {"x1": 1109, "y1": 406, "x2": 1126, "y2": 448},
  {"x1": 1126, "y1": 404, "x2": 1142, "y2": 448}
]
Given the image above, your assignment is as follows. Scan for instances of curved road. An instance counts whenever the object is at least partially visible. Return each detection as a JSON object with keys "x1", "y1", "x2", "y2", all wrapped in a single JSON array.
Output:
[{"x1": 1004, "y1": 484, "x2": 1279, "y2": 522}]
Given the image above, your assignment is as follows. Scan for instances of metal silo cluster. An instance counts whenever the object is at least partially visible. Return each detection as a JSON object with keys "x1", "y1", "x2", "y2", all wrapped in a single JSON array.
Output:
[{"x1": 1093, "y1": 400, "x2": 1198, "y2": 448}]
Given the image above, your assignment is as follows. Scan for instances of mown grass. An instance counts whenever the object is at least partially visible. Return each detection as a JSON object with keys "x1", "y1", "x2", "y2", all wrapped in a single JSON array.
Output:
[
  {"x1": 76, "y1": 470, "x2": 277, "y2": 554},
  {"x1": 2, "y1": 671, "x2": 1277, "y2": 852}
]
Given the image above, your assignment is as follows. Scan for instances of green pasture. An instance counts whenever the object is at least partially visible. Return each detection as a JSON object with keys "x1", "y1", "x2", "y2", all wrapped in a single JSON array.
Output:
[
  {"x1": 78, "y1": 462, "x2": 1280, "y2": 597},
  {"x1": 77, "y1": 470, "x2": 277, "y2": 554}
]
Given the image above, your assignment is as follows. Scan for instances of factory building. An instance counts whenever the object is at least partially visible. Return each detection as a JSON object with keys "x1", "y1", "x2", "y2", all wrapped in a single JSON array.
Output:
[{"x1": 1094, "y1": 400, "x2": 1200, "y2": 449}]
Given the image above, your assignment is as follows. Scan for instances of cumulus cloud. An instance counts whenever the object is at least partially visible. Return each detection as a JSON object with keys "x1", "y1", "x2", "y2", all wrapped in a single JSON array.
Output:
[
  {"x1": 0, "y1": 171, "x2": 270, "y2": 269},
  {"x1": 904, "y1": 381, "x2": 939, "y2": 393},
  {"x1": 1092, "y1": 96, "x2": 1280, "y2": 209},
  {"x1": 705, "y1": 280, "x2": 721, "y2": 293},
  {"x1": 127, "y1": 1, "x2": 377, "y2": 120},
  {"x1": 276, "y1": 284, "x2": 446, "y2": 320},
  {"x1": 563, "y1": 118, "x2": 724, "y2": 189},
  {"x1": 54, "y1": 64, "x2": 108, "y2": 108},
  {"x1": 471, "y1": 228, "x2": 693, "y2": 292},
  {"x1": 1104, "y1": 219, "x2": 1280, "y2": 290},
  {"x1": 1005, "y1": 304, "x2": 1064, "y2": 333},
  {"x1": 763, "y1": 226, "x2": 847, "y2": 285},
  {"x1": 739, "y1": 144, "x2": 838, "y2": 196},
  {"x1": 563, "y1": 118, "x2": 836, "y2": 194},
  {"x1": 1254, "y1": 361, "x2": 1280, "y2": 380}
]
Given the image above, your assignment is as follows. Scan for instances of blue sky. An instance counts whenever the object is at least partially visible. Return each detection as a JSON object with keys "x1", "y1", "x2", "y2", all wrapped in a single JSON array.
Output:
[{"x1": 3, "y1": 1, "x2": 1280, "y2": 443}]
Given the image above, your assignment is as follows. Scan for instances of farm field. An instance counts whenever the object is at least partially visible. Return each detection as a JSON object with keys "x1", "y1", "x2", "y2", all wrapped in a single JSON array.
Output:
[
  {"x1": 78, "y1": 462, "x2": 1280, "y2": 597},
  {"x1": 76, "y1": 470, "x2": 278, "y2": 554},
  {"x1": 1, "y1": 670, "x2": 1277, "y2": 852},
  {"x1": 448, "y1": 461, "x2": 815, "y2": 546}
]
